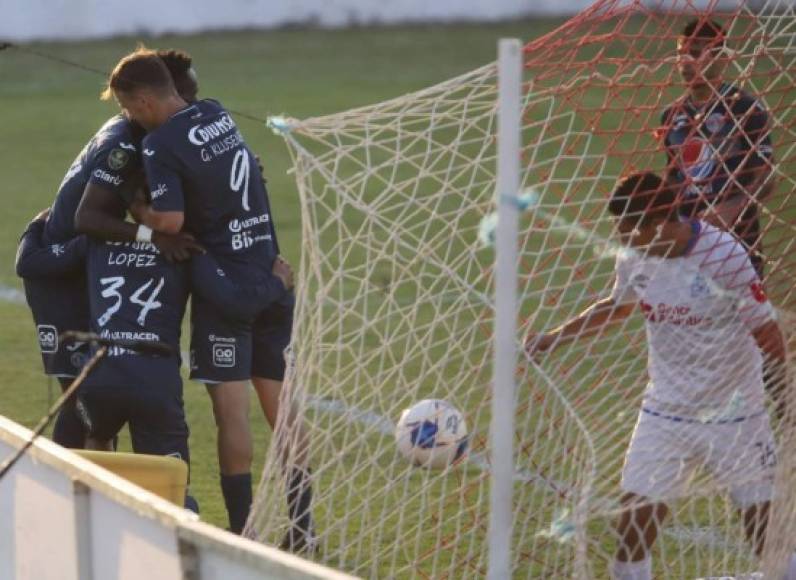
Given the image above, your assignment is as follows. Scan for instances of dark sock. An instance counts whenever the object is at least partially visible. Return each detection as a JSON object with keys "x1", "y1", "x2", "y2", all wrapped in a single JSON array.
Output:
[
  {"x1": 287, "y1": 468, "x2": 313, "y2": 532},
  {"x1": 220, "y1": 473, "x2": 252, "y2": 534},
  {"x1": 52, "y1": 398, "x2": 85, "y2": 449}
]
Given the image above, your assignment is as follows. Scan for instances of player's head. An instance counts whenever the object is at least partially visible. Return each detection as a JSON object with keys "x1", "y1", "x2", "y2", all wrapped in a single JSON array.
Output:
[
  {"x1": 608, "y1": 172, "x2": 677, "y2": 247},
  {"x1": 677, "y1": 18, "x2": 728, "y2": 88},
  {"x1": 102, "y1": 46, "x2": 182, "y2": 131},
  {"x1": 157, "y1": 48, "x2": 199, "y2": 103}
]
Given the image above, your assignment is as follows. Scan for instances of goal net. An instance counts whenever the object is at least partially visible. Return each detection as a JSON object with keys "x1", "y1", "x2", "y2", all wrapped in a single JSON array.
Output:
[{"x1": 248, "y1": 1, "x2": 796, "y2": 577}]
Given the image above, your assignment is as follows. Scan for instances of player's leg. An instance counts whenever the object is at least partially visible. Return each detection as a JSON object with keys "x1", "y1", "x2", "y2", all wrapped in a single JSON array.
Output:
[
  {"x1": 75, "y1": 385, "x2": 126, "y2": 454},
  {"x1": 613, "y1": 409, "x2": 694, "y2": 580},
  {"x1": 740, "y1": 501, "x2": 769, "y2": 557},
  {"x1": 715, "y1": 413, "x2": 778, "y2": 561},
  {"x1": 252, "y1": 376, "x2": 315, "y2": 551},
  {"x1": 251, "y1": 300, "x2": 316, "y2": 552},
  {"x1": 23, "y1": 276, "x2": 90, "y2": 448},
  {"x1": 53, "y1": 376, "x2": 88, "y2": 448},
  {"x1": 129, "y1": 386, "x2": 198, "y2": 513},
  {"x1": 191, "y1": 297, "x2": 254, "y2": 533},
  {"x1": 205, "y1": 380, "x2": 255, "y2": 531},
  {"x1": 613, "y1": 493, "x2": 668, "y2": 579}
]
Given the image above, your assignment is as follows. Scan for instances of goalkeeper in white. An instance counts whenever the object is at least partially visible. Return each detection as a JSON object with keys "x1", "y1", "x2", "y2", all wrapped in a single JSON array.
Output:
[{"x1": 526, "y1": 172, "x2": 792, "y2": 580}]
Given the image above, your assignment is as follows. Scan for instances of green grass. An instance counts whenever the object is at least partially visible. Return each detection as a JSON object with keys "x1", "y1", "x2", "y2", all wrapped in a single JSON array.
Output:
[
  {"x1": 237, "y1": 13, "x2": 796, "y2": 579},
  {"x1": 0, "y1": 17, "x2": 565, "y2": 535},
  {"x1": 2, "y1": 15, "x2": 794, "y2": 579}
]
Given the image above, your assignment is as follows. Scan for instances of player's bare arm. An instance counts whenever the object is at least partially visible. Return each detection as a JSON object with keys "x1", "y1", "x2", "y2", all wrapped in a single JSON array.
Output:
[
  {"x1": 753, "y1": 319, "x2": 788, "y2": 417},
  {"x1": 75, "y1": 181, "x2": 139, "y2": 241},
  {"x1": 525, "y1": 296, "x2": 634, "y2": 357},
  {"x1": 75, "y1": 184, "x2": 202, "y2": 261},
  {"x1": 131, "y1": 202, "x2": 184, "y2": 234}
]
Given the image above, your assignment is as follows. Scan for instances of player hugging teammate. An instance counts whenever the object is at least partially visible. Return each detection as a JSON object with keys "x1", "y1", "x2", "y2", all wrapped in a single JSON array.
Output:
[{"x1": 16, "y1": 47, "x2": 315, "y2": 549}]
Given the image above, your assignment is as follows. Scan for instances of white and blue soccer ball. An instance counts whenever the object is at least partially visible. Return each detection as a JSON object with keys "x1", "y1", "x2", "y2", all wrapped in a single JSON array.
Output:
[{"x1": 395, "y1": 399, "x2": 468, "y2": 469}]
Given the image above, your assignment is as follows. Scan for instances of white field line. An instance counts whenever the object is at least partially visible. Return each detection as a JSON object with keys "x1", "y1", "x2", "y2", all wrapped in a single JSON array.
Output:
[
  {"x1": 0, "y1": 283, "x2": 26, "y2": 305},
  {"x1": 304, "y1": 395, "x2": 564, "y2": 487},
  {"x1": 300, "y1": 396, "x2": 737, "y2": 550},
  {"x1": 1, "y1": 282, "x2": 733, "y2": 550}
]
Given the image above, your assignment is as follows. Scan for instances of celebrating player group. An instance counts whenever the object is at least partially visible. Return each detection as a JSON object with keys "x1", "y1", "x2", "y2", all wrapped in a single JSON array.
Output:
[{"x1": 15, "y1": 47, "x2": 315, "y2": 552}]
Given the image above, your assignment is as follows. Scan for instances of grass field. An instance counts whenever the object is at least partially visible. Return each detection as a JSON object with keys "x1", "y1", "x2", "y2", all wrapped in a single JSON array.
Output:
[
  {"x1": 3, "y1": 13, "x2": 795, "y2": 579},
  {"x1": 241, "y1": 11, "x2": 796, "y2": 579},
  {"x1": 0, "y1": 18, "x2": 564, "y2": 533}
]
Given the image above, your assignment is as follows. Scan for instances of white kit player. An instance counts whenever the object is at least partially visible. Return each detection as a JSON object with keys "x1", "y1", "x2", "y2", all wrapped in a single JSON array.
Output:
[{"x1": 526, "y1": 172, "x2": 793, "y2": 580}]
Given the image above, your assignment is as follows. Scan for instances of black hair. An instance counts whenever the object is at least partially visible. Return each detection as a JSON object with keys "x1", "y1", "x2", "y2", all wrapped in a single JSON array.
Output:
[
  {"x1": 157, "y1": 48, "x2": 198, "y2": 102},
  {"x1": 608, "y1": 172, "x2": 677, "y2": 226},
  {"x1": 682, "y1": 18, "x2": 726, "y2": 48}
]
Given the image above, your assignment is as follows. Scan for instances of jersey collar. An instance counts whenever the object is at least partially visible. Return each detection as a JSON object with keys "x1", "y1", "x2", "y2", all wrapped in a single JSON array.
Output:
[{"x1": 171, "y1": 103, "x2": 198, "y2": 120}]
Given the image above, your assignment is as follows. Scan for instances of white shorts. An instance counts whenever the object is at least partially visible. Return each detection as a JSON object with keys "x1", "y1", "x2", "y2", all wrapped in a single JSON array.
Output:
[{"x1": 620, "y1": 408, "x2": 776, "y2": 508}]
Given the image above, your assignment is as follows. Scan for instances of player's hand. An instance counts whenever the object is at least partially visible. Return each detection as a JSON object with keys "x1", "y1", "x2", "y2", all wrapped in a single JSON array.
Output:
[
  {"x1": 273, "y1": 256, "x2": 294, "y2": 290},
  {"x1": 254, "y1": 154, "x2": 266, "y2": 179},
  {"x1": 152, "y1": 231, "x2": 205, "y2": 262},
  {"x1": 524, "y1": 331, "x2": 559, "y2": 359},
  {"x1": 32, "y1": 207, "x2": 51, "y2": 223}
]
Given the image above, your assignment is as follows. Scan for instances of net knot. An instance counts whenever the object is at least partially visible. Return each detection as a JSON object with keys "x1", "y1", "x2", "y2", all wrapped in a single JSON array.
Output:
[{"x1": 267, "y1": 115, "x2": 294, "y2": 135}]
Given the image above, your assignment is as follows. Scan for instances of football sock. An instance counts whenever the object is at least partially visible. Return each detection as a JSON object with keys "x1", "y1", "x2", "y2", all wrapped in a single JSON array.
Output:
[
  {"x1": 220, "y1": 473, "x2": 252, "y2": 534},
  {"x1": 287, "y1": 467, "x2": 313, "y2": 532},
  {"x1": 611, "y1": 557, "x2": 652, "y2": 580},
  {"x1": 52, "y1": 397, "x2": 85, "y2": 449}
]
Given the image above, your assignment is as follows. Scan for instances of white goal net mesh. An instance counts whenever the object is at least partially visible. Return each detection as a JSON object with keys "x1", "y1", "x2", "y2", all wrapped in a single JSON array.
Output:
[{"x1": 249, "y1": 1, "x2": 796, "y2": 578}]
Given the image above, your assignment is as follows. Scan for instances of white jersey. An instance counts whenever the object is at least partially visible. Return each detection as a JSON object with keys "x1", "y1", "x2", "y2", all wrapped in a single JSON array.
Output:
[{"x1": 611, "y1": 222, "x2": 774, "y2": 419}]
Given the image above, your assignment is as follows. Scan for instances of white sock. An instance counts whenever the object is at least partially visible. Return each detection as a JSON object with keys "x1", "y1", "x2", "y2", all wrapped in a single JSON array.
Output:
[
  {"x1": 611, "y1": 557, "x2": 652, "y2": 580},
  {"x1": 783, "y1": 552, "x2": 796, "y2": 580}
]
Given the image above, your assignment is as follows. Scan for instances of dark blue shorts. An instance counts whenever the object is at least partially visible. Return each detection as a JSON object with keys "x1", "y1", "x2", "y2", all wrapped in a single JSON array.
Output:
[
  {"x1": 190, "y1": 296, "x2": 293, "y2": 384},
  {"x1": 77, "y1": 382, "x2": 190, "y2": 463},
  {"x1": 23, "y1": 274, "x2": 90, "y2": 378}
]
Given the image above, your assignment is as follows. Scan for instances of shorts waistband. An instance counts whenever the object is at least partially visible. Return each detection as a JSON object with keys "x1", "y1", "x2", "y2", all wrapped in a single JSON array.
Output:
[{"x1": 641, "y1": 406, "x2": 766, "y2": 425}]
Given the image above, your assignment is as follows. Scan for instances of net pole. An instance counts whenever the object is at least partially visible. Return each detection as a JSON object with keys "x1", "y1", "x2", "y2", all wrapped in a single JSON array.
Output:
[{"x1": 488, "y1": 37, "x2": 522, "y2": 580}]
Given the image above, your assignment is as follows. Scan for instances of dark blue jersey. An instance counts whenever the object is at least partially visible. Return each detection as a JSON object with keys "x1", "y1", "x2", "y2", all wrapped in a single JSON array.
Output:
[
  {"x1": 16, "y1": 219, "x2": 87, "y2": 279},
  {"x1": 84, "y1": 240, "x2": 189, "y2": 390},
  {"x1": 142, "y1": 100, "x2": 279, "y2": 267},
  {"x1": 46, "y1": 116, "x2": 145, "y2": 244},
  {"x1": 661, "y1": 83, "x2": 773, "y2": 218},
  {"x1": 189, "y1": 252, "x2": 290, "y2": 321}
]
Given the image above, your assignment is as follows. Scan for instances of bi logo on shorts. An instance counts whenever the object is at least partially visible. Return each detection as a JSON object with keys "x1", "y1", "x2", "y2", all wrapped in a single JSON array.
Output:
[
  {"x1": 212, "y1": 343, "x2": 236, "y2": 367},
  {"x1": 37, "y1": 325, "x2": 58, "y2": 354}
]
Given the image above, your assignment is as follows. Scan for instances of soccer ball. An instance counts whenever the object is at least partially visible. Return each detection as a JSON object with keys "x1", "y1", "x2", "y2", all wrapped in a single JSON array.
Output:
[{"x1": 395, "y1": 399, "x2": 468, "y2": 469}]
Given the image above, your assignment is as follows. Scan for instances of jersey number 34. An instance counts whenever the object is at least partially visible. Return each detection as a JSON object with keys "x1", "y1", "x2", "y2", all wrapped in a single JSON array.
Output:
[{"x1": 97, "y1": 276, "x2": 165, "y2": 328}]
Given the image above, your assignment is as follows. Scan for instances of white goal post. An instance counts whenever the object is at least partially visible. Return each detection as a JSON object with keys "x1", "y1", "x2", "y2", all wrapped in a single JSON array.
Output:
[
  {"x1": 251, "y1": 2, "x2": 796, "y2": 578},
  {"x1": 489, "y1": 37, "x2": 523, "y2": 580}
]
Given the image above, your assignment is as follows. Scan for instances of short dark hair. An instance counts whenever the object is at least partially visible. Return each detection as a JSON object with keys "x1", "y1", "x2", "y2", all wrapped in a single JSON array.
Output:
[
  {"x1": 681, "y1": 18, "x2": 726, "y2": 48},
  {"x1": 157, "y1": 48, "x2": 198, "y2": 102},
  {"x1": 608, "y1": 172, "x2": 677, "y2": 226},
  {"x1": 101, "y1": 46, "x2": 176, "y2": 100},
  {"x1": 157, "y1": 48, "x2": 192, "y2": 78}
]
